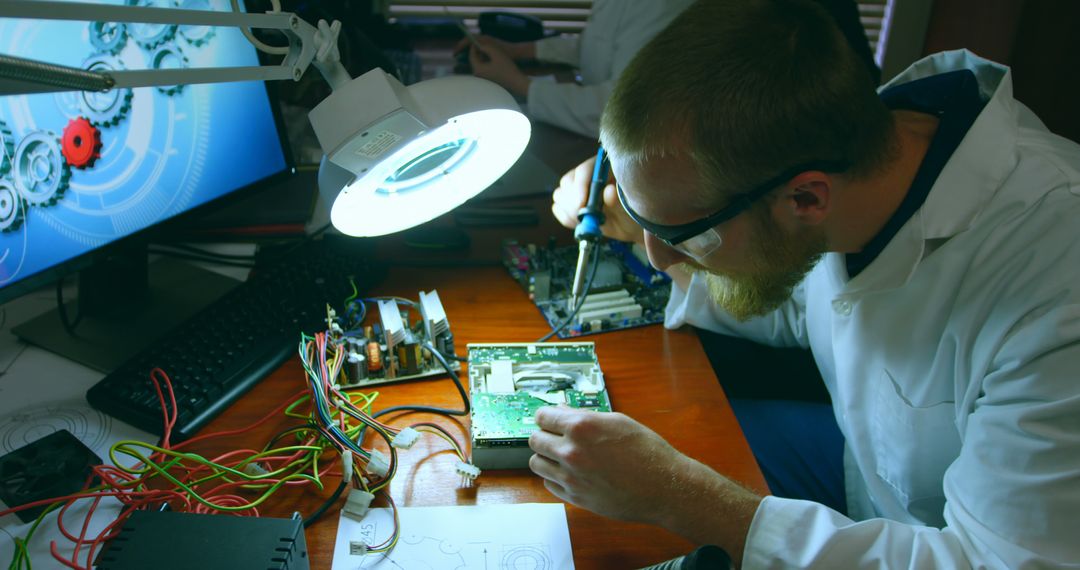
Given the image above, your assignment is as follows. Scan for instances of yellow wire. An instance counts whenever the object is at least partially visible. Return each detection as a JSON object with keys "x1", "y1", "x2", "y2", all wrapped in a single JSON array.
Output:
[{"x1": 414, "y1": 427, "x2": 467, "y2": 461}]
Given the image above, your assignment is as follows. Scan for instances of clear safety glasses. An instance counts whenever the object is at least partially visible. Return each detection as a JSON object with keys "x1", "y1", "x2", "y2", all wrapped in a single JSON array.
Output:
[{"x1": 616, "y1": 160, "x2": 850, "y2": 260}]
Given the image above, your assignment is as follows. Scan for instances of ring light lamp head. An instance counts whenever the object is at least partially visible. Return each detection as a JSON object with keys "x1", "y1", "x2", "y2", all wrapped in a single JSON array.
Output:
[{"x1": 311, "y1": 71, "x2": 531, "y2": 237}]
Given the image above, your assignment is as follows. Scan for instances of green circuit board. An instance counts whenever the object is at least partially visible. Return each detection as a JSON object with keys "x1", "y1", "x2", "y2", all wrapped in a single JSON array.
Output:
[
  {"x1": 471, "y1": 390, "x2": 612, "y2": 443},
  {"x1": 468, "y1": 343, "x2": 611, "y2": 468}
]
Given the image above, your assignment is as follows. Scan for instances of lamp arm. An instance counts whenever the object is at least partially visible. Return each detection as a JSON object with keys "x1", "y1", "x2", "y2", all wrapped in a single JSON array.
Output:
[
  {"x1": 0, "y1": 1, "x2": 352, "y2": 95},
  {"x1": 309, "y1": 19, "x2": 351, "y2": 91}
]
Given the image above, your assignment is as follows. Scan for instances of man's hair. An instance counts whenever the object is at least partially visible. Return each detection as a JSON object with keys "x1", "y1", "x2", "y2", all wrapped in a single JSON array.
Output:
[{"x1": 600, "y1": 0, "x2": 894, "y2": 199}]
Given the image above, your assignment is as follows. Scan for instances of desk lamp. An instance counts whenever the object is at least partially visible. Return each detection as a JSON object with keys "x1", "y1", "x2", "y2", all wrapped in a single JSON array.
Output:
[{"x1": 0, "y1": 1, "x2": 531, "y2": 237}]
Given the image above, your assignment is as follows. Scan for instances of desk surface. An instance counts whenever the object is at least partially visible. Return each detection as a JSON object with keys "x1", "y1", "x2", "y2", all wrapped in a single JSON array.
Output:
[{"x1": 191, "y1": 262, "x2": 767, "y2": 569}]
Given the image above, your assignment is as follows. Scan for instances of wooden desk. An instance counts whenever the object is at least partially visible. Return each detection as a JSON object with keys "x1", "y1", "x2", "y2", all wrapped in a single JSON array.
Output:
[{"x1": 194, "y1": 261, "x2": 767, "y2": 569}]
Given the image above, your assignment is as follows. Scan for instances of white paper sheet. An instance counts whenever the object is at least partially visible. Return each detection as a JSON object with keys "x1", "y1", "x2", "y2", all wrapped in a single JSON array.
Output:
[{"x1": 332, "y1": 502, "x2": 575, "y2": 570}]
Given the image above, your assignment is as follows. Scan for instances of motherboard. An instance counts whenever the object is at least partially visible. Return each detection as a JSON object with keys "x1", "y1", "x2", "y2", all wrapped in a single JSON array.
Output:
[
  {"x1": 502, "y1": 240, "x2": 671, "y2": 338},
  {"x1": 468, "y1": 342, "x2": 611, "y2": 469}
]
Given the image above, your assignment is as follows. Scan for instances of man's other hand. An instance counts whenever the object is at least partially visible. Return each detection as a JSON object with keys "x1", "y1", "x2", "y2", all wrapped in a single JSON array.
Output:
[
  {"x1": 552, "y1": 154, "x2": 644, "y2": 245},
  {"x1": 528, "y1": 405, "x2": 762, "y2": 562},
  {"x1": 528, "y1": 406, "x2": 685, "y2": 523}
]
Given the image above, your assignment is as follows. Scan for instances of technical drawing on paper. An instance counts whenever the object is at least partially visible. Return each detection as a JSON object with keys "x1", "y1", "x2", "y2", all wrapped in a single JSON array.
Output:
[
  {"x1": 358, "y1": 534, "x2": 553, "y2": 570},
  {"x1": 333, "y1": 504, "x2": 573, "y2": 570},
  {"x1": 0, "y1": 402, "x2": 113, "y2": 454}
]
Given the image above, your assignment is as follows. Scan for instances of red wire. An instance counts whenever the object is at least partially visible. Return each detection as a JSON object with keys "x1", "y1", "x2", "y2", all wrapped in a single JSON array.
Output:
[
  {"x1": 20, "y1": 337, "x2": 371, "y2": 566},
  {"x1": 48, "y1": 541, "x2": 87, "y2": 570},
  {"x1": 149, "y1": 368, "x2": 178, "y2": 449},
  {"x1": 0, "y1": 489, "x2": 139, "y2": 520},
  {"x1": 368, "y1": 493, "x2": 399, "y2": 550},
  {"x1": 173, "y1": 389, "x2": 308, "y2": 450},
  {"x1": 70, "y1": 494, "x2": 102, "y2": 569}
]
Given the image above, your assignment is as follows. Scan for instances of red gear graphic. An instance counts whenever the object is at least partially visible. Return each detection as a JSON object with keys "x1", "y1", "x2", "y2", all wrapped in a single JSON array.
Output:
[{"x1": 61, "y1": 117, "x2": 102, "y2": 169}]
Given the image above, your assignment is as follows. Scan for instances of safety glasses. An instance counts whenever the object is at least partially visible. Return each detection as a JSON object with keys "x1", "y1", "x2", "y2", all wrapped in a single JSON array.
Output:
[{"x1": 616, "y1": 160, "x2": 849, "y2": 260}]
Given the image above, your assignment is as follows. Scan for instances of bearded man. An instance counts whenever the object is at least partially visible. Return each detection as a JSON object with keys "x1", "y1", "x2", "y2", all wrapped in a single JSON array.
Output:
[{"x1": 539, "y1": 0, "x2": 1080, "y2": 567}]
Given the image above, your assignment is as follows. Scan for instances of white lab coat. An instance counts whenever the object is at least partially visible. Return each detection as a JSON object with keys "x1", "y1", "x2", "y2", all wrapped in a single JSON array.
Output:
[
  {"x1": 527, "y1": 0, "x2": 694, "y2": 138},
  {"x1": 665, "y1": 50, "x2": 1080, "y2": 569}
]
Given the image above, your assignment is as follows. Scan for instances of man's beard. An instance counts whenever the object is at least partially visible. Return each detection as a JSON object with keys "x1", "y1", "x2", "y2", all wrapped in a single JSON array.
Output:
[{"x1": 676, "y1": 209, "x2": 826, "y2": 321}]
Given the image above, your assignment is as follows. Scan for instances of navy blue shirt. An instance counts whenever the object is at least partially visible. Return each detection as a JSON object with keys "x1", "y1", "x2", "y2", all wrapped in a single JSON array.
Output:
[{"x1": 845, "y1": 70, "x2": 988, "y2": 278}]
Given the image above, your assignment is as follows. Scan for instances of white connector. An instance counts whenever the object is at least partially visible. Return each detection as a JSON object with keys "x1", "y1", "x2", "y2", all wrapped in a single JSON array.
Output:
[
  {"x1": 391, "y1": 427, "x2": 421, "y2": 449},
  {"x1": 341, "y1": 450, "x2": 354, "y2": 483},
  {"x1": 367, "y1": 449, "x2": 390, "y2": 478},
  {"x1": 455, "y1": 461, "x2": 481, "y2": 481},
  {"x1": 342, "y1": 488, "x2": 376, "y2": 520},
  {"x1": 242, "y1": 462, "x2": 269, "y2": 478},
  {"x1": 349, "y1": 540, "x2": 369, "y2": 555}
]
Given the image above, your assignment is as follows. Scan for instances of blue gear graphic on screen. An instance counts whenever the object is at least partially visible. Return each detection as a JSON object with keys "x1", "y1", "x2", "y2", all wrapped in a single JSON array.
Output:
[{"x1": 0, "y1": 0, "x2": 288, "y2": 289}]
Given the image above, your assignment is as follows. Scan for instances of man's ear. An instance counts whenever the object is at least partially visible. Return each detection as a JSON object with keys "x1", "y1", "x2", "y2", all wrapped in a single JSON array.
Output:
[{"x1": 780, "y1": 171, "x2": 832, "y2": 226}]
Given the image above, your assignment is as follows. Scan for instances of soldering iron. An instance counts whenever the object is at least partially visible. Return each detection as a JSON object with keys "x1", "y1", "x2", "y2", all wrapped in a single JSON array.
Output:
[{"x1": 569, "y1": 146, "x2": 608, "y2": 311}]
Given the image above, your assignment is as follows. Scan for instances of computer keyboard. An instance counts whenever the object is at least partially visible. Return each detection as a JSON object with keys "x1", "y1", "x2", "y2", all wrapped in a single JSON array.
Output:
[{"x1": 86, "y1": 238, "x2": 380, "y2": 440}]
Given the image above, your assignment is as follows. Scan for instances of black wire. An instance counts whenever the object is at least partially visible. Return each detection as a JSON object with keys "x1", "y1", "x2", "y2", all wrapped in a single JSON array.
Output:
[
  {"x1": 55, "y1": 277, "x2": 82, "y2": 335},
  {"x1": 264, "y1": 424, "x2": 318, "y2": 451},
  {"x1": 250, "y1": 222, "x2": 335, "y2": 270},
  {"x1": 155, "y1": 243, "x2": 258, "y2": 261},
  {"x1": 384, "y1": 259, "x2": 503, "y2": 269},
  {"x1": 537, "y1": 242, "x2": 601, "y2": 342},
  {"x1": 293, "y1": 421, "x2": 351, "y2": 528},
  {"x1": 372, "y1": 342, "x2": 470, "y2": 420},
  {"x1": 146, "y1": 249, "x2": 257, "y2": 268},
  {"x1": 0, "y1": 343, "x2": 29, "y2": 378},
  {"x1": 304, "y1": 478, "x2": 348, "y2": 528},
  {"x1": 308, "y1": 222, "x2": 333, "y2": 240},
  {"x1": 302, "y1": 430, "x2": 356, "y2": 528},
  {"x1": 152, "y1": 222, "x2": 333, "y2": 270}
]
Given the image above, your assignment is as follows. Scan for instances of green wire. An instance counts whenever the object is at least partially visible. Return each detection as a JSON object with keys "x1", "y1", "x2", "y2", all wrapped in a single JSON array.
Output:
[
  {"x1": 114, "y1": 449, "x2": 311, "y2": 512},
  {"x1": 8, "y1": 502, "x2": 61, "y2": 570},
  {"x1": 344, "y1": 278, "x2": 360, "y2": 305}
]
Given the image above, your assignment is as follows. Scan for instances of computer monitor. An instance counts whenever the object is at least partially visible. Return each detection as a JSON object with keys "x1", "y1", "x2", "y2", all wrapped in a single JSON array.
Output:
[{"x1": 0, "y1": 0, "x2": 292, "y2": 370}]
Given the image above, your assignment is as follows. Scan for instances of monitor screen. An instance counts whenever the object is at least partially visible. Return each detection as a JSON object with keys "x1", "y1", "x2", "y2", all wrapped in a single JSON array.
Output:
[{"x1": 0, "y1": 0, "x2": 290, "y2": 303}]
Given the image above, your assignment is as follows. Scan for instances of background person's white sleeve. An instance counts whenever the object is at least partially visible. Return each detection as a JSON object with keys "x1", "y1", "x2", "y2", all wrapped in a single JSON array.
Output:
[
  {"x1": 741, "y1": 316, "x2": 1080, "y2": 569},
  {"x1": 526, "y1": 79, "x2": 615, "y2": 137},
  {"x1": 534, "y1": 35, "x2": 581, "y2": 67}
]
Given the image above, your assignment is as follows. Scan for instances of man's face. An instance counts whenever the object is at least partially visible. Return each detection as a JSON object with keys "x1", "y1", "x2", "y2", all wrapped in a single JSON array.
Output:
[{"x1": 613, "y1": 153, "x2": 827, "y2": 321}]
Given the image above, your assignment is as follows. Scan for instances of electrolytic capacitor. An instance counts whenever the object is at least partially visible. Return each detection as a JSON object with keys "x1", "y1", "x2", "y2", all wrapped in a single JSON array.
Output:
[{"x1": 346, "y1": 352, "x2": 367, "y2": 382}]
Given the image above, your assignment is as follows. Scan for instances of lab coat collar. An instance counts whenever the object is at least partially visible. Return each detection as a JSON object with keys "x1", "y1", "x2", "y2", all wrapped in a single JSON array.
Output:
[{"x1": 840, "y1": 50, "x2": 1020, "y2": 296}]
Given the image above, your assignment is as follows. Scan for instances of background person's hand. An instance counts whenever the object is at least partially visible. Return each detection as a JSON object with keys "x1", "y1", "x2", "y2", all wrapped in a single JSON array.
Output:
[
  {"x1": 468, "y1": 37, "x2": 531, "y2": 97},
  {"x1": 551, "y1": 154, "x2": 644, "y2": 245},
  {"x1": 454, "y1": 35, "x2": 535, "y2": 61}
]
